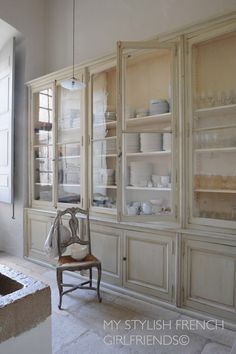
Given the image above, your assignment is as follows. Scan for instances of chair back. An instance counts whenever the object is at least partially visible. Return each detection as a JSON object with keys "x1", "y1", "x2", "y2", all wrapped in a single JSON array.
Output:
[{"x1": 57, "y1": 207, "x2": 91, "y2": 257}]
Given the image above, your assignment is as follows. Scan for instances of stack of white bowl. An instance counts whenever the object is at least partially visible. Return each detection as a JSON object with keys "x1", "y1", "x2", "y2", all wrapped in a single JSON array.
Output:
[
  {"x1": 163, "y1": 133, "x2": 172, "y2": 151},
  {"x1": 149, "y1": 99, "x2": 169, "y2": 115},
  {"x1": 126, "y1": 134, "x2": 140, "y2": 153},
  {"x1": 130, "y1": 162, "x2": 152, "y2": 187},
  {"x1": 140, "y1": 133, "x2": 162, "y2": 152}
]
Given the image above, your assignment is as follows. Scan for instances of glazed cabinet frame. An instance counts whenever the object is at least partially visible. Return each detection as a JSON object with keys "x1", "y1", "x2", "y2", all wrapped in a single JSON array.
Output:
[
  {"x1": 185, "y1": 21, "x2": 236, "y2": 232},
  {"x1": 117, "y1": 40, "x2": 180, "y2": 223},
  {"x1": 28, "y1": 69, "x2": 87, "y2": 211},
  {"x1": 88, "y1": 58, "x2": 118, "y2": 218}
]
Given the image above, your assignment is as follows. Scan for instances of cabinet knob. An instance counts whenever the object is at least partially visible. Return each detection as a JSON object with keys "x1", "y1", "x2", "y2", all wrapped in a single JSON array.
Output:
[{"x1": 123, "y1": 257, "x2": 127, "y2": 261}]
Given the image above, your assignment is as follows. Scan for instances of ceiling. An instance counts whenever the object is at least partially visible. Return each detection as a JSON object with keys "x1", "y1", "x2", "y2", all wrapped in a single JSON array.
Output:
[{"x1": 0, "y1": 18, "x2": 19, "y2": 50}]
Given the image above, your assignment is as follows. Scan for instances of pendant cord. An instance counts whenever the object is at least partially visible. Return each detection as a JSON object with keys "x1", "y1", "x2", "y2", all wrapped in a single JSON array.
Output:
[{"x1": 72, "y1": 0, "x2": 75, "y2": 79}]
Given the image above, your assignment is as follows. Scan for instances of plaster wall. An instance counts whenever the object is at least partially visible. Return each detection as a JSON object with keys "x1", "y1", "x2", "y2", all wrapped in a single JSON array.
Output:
[
  {"x1": 0, "y1": 0, "x2": 46, "y2": 256},
  {"x1": 46, "y1": 0, "x2": 236, "y2": 73}
]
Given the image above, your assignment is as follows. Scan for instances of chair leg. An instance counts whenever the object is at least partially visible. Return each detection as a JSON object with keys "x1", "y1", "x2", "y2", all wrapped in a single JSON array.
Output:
[
  {"x1": 89, "y1": 268, "x2": 92, "y2": 287},
  {"x1": 56, "y1": 269, "x2": 63, "y2": 310},
  {"x1": 97, "y1": 263, "x2": 102, "y2": 302}
]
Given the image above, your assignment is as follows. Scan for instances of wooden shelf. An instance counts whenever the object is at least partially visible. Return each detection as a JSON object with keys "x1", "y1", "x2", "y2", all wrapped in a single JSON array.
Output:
[
  {"x1": 59, "y1": 184, "x2": 80, "y2": 187},
  {"x1": 94, "y1": 185, "x2": 117, "y2": 189},
  {"x1": 126, "y1": 186, "x2": 171, "y2": 191},
  {"x1": 35, "y1": 157, "x2": 52, "y2": 160},
  {"x1": 95, "y1": 154, "x2": 117, "y2": 158},
  {"x1": 33, "y1": 144, "x2": 53, "y2": 148},
  {"x1": 126, "y1": 150, "x2": 171, "y2": 157},
  {"x1": 58, "y1": 127, "x2": 80, "y2": 132},
  {"x1": 92, "y1": 136, "x2": 116, "y2": 142},
  {"x1": 58, "y1": 155, "x2": 80, "y2": 159},
  {"x1": 194, "y1": 123, "x2": 236, "y2": 132},
  {"x1": 194, "y1": 189, "x2": 236, "y2": 194},
  {"x1": 93, "y1": 121, "x2": 117, "y2": 129},
  {"x1": 195, "y1": 147, "x2": 236, "y2": 153},
  {"x1": 126, "y1": 112, "x2": 171, "y2": 128},
  {"x1": 195, "y1": 104, "x2": 236, "y2": 118}
]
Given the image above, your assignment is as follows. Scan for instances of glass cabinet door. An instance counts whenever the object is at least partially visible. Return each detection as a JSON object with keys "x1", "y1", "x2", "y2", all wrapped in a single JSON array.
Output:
[
  {"x1": 56, "y1": 84, "x2": 83, "y2": 205},
  {"x1": 90, "y1": 65, "x2": 117, "y2": 212},
  {"x1": 118, "y1": 42, "x2": 177, "y2": 220},
  {"x1": 190, "y1": 31, "x2": 236, "y2": 224},
  {"x1": 32, "y1": 87, "x2": 53, "y2": 203}
]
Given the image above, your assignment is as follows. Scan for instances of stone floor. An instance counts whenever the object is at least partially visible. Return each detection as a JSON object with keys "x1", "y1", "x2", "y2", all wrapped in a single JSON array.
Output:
[{"x1": 1, "y1": 253, "x2": 236, "y2": 354}]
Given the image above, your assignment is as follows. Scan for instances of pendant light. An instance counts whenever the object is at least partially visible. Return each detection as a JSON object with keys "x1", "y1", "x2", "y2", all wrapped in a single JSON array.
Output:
[{"x1": 61, "y1": 0, "x2": 85, "y2": 90}]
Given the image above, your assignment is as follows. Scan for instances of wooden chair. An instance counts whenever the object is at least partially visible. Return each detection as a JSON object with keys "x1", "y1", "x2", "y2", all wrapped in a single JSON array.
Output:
[{"x1": 56, "y1": 207, "x2": 102, "y2": 309}]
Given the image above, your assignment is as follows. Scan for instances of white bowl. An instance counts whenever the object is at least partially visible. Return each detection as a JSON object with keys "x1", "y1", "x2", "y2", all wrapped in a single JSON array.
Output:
[{"x1": 71, "y1": 245, "x2": 89, "y2": 260}]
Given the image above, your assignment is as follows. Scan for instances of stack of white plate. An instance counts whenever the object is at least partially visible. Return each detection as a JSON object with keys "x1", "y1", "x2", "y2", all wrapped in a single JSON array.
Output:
[
  {"x1": 104, "y1": 138, "x2": 116, "y2": 154},
  {"x1": 126, "y1": 134, "x2": 139, "y2": 153},
  {"x1": 140, "y1": 133, "x2": 162, "y2": 152},
  {"x1": 130, "y1": 162, "x2": 152, "y2": 186},
  {"x1": 163, "y1": 133, "x2": 172, "y2": 151}
]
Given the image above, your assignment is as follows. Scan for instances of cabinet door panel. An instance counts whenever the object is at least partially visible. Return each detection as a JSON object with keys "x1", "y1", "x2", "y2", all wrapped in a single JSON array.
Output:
[
  {"x1": 128, "y1": 238, "x2": 166, "y2": 289},
  {"x1": 183, "y1": 238, "x2": 236, "y2": 321},
  {"x1": 90, "y1": 223, "x2": 122, "y2": 285},
  {"x1": 27, "y1": 212, "x2": 54, "y2": 263},
  {"x1": 124, "y1": 230, "x2": 175, "y2": 301}
]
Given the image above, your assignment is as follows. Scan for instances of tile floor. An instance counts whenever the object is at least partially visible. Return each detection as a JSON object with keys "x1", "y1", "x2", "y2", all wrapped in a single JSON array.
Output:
[{"x1": 1, "y1": 253, "x2": 236, "y2": 354}]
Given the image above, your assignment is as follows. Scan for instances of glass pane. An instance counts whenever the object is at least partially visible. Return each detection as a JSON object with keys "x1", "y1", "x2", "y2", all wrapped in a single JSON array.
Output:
[
  {"x1": 124, "y1": 49, "x2": 172, "y2": 131},
  {"x1": 33, "y1": 88, "x2": 53, "y2": 145},
  {"x1": 57, "y1": 143, "x2": 81, "y2": 204},
  {"x1": 39, "y1": 93, "x2": 52, "y2": 110},
  {"x1": 57, "y1": 85, "x2": 82, "y2": 205},
  {"x1": 57, "y1": 86, "x2": 81, "y2": 144},
  {"x1": 192, "y1": 32, "x2": 236, "y2": 222},
  {"x1": 122, "y1": 48, "x2": 174, "y2": 218},
  {"x1": 91, "y1": 66, "x2": 117, "y2": 210},
  {"x1": 193, "y1": 150, "x2": 236, "y2": 220},
  {"x1": 193, "y1": 193, "x2": 236, "y2": 220},
  {"x1": 124, "y1": 133, "x2": 172, "y2": 216},
  {"x1": 193, "y1": 33, "x2": 236, "y2": 110},
  {"x1": 194, "y1": 127, "x2": 236, "y2": 149},
  {"x1": 34, "y1": 146, "x2": 53, "y2": 201},
  {"x1": 92, "y1": 141, "x2": 117, "y2": 209}
]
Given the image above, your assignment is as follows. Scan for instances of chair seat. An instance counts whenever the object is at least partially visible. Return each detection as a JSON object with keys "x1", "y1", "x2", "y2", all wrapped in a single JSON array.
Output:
[{"x1": 57, "y1": 254, "x2": 100, "y2": 269}]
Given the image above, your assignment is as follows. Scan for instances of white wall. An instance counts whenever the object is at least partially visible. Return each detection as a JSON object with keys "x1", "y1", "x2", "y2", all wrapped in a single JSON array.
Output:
[
  {"x1": 0, "y1": 0, "x2": 46, "y2": 256},
  {"x1": 46, "y1": 0, "x2": 236, "y2": 73},
  {"x1": 0, "y1": 0, "x2": 46, "y2": 80}
]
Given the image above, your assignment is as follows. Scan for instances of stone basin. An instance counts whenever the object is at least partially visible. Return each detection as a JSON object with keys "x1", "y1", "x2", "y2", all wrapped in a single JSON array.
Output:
[
  {"x1": 0, "y1": 264, "x2": 51, "y2": 344},
  {"x1": 0, "y1": 273, "x2": 23, "y2": 297}
]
